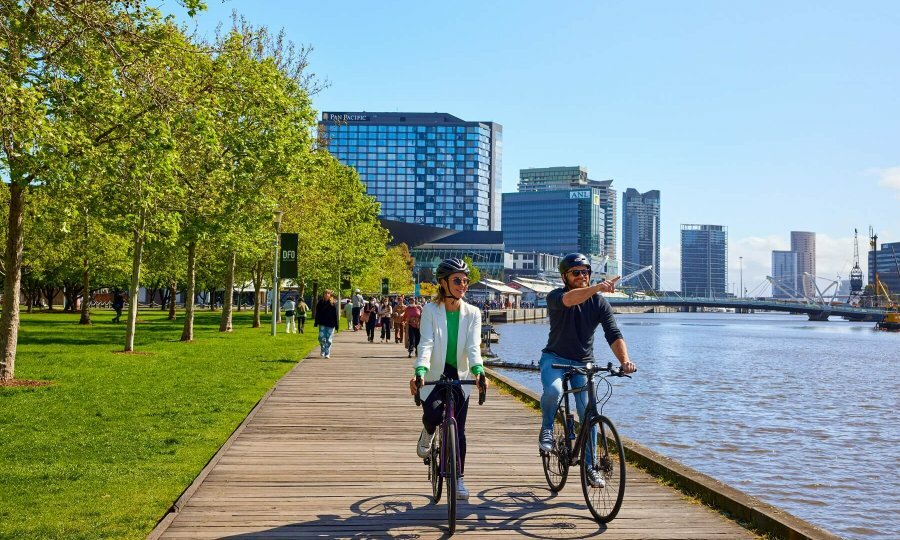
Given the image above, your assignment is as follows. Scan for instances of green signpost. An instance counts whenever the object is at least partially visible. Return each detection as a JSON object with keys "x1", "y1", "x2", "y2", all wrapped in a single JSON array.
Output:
[
  {"x1": 381, "y1": 278, "x2": 389, "y2": 295},
  {"x1": 280, "y1": 233, "x2": 298, "y2": 279}
]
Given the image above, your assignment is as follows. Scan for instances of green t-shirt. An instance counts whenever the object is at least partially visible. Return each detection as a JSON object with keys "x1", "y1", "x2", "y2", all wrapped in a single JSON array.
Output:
[{"x1": 445, "y1": 309, "x2": 460, "y2": 367}]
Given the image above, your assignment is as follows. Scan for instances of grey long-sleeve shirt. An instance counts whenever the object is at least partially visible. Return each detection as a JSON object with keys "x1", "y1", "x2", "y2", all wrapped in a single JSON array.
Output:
[{"x1": 542, "y1": 287, "x2": 624, "y2": 362}]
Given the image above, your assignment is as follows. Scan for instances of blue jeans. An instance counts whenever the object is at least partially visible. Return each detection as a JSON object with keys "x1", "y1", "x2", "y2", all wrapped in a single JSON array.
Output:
[
  {"x1": 318, "y1": 326, "x2": 335, "y2": 356},
  {"x1": 539, "y1": 351, "x2": 597, "y2": 465}
]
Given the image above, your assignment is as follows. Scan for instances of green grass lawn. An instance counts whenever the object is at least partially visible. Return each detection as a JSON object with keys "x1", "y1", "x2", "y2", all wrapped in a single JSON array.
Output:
[{"x1": 0, "y1": 308, "x2": 330, "y2": 539}]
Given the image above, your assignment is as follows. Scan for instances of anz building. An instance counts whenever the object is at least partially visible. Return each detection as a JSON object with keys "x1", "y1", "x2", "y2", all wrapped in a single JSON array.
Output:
[
  {"x1": 319, "y1": 112, "x2": 502, "y2": 231},
  {"x1": 501, "y1": 188, "x2": 607, "y2": 272}
]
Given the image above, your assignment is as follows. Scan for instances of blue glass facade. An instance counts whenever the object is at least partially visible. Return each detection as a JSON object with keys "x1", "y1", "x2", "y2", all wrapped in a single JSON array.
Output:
[
  {"x1": 319, "y1": 112, "x2": 501, "y2": 231},
  {"x1": 868, "y1": 241, "x2": 900, "y2": 295},
  {"x1": 502, "y1": 189, "x2": 604, "y2": 258},
  {"x1": 681, "y1": 224, "x2": 728, "y2": 297},
  {"x1": 622, "y1": 189, "x2": 660, "y2": 290}
]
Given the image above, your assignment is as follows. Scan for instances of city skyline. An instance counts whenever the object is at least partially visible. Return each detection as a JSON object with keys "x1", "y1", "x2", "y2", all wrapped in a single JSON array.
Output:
[{"x1": 167, "y1": 0, "x2": 900, "y2": 291}]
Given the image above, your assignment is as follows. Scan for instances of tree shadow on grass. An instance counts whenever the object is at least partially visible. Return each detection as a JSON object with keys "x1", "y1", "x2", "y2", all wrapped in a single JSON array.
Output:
[{"x1": 220, "y1": 486, "x2": 604, "y2": 539}]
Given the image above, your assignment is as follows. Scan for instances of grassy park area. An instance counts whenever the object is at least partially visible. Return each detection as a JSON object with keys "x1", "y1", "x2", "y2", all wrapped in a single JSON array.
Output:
[{"x1": 0, "y1": 309, "x2": 323, "y2": 539}]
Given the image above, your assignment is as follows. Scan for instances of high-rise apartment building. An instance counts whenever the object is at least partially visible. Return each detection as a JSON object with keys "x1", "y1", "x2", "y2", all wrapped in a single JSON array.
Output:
[
  {"x1": 622, "y1": 188, "x2": 660, "y2": 290},
  {"x1": 681, "y1": 224, "x2": 728, "y2": 297},
  {"x1": 502, "y1": 188, "x2": 605, "y2": 260},
  {"x1": 319, "y1": 112, "x2": 502, "y2": 231},
  {"x1": 771, "y1": 250, "x2": 799, "y2": 298},
  {"x1": 790, "y1": 231, "x2": 816, "y2": 297},
  {"x1": 516, "y1": 166, "x2": 618, "y2": 273}
]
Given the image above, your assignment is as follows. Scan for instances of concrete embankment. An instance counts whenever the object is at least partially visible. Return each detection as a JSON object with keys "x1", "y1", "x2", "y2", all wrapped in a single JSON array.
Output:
[{"x1": 484, "y1": 367, "x2": 841, "y2": 540}]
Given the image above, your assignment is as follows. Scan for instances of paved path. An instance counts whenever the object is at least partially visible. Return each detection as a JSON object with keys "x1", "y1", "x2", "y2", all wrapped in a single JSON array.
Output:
[{"x1": 155, "y1": 329, "x2": 756, "y2": 539}]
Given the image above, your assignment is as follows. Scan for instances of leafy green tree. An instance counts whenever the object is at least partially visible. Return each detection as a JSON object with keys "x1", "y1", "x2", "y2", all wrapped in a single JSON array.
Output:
[
  {"x1": 464, "y1": 256, "x2": 482, "y2": 285},
  {"x1": 0, "y1": 0, "x2": 205, "y2": 377}
]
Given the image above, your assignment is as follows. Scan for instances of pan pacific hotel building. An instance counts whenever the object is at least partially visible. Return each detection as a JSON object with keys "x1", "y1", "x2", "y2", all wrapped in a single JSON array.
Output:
[{"x1": 319, "y1": 112, "x2": 502, "y2": 232}]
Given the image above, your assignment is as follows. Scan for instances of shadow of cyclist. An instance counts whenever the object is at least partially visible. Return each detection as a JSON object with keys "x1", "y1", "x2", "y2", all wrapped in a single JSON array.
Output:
[{"x1": 221, "y1": 485, "x2": 604, "y2": 539}]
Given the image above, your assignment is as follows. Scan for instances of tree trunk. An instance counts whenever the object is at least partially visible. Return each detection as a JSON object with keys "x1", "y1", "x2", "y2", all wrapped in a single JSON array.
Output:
[
  {"x1": 237, "y1": 285, "x2": 246, "y2": 312},
  {"x1": 79, "y1": 262, "x2": 91, "y2": 325},
  {"x1": 43, "y1": 286, "x2": 57, "y2": 310},
  {"x1": 209, "y1": 288, "x2": 216, "y2": 311},
  {"x1": 124, "y1": 211, "x2": 146, "y2": 352},
  {"x1": 180, "y1": 241, "x2": 196, "y2": 341},
  {"x1": 168, "y1": 280, "x2": 177, "y2": 320},
  {"x1": 219, "y1": 250, "x2": 236, "y2": 332},
  {"x1": 252, "y1": 259, "x2": 262, "y2": 328},
  {"x1": 311, "y1": 281, "x2": 319, "y2": 319},
  {"x1": 159, "y1": 286, "x2": 169, "y2": 311},
  {"x1": 0, "y1": 181, "x2": 25, "y2": 381}
]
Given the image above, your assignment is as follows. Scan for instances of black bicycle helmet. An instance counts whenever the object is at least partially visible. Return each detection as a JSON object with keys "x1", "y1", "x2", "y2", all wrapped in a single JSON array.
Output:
[
  {"x1": 559, "y1": 253, "x2": 590, "y2": 277},
  {"x1": 436, "y1": 258, "x2": 469, "y2": 282}
]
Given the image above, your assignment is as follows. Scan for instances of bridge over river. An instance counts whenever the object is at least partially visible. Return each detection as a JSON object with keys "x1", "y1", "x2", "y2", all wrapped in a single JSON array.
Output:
[
  {"x1": 150, "y1": 331, "x2": 837, "y2": 539},
  {"x1": 606, "y1": 297, "x2": 887, "y2": 322}
]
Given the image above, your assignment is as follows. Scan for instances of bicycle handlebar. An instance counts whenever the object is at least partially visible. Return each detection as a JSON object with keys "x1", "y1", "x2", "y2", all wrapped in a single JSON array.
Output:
[
  {"x1": 414, "y1": 375, "x2": 487, "y2": 406},
  {"x1": 550, "y1": 361, "x2": 634, "y2": 378}
]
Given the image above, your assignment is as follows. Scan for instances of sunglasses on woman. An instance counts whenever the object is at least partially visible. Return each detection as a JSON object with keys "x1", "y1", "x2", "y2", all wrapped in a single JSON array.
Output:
[
  {"x1": 451, "y1": 277, "x2": 470, "y2": 286},
  {"x1": 568, "y1": 269, "x2": 592, "y2": 277}
]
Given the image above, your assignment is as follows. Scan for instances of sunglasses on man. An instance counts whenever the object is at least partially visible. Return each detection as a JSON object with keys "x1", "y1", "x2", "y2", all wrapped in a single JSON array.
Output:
[{"x1": 567, "y1": 269, "x2": 592, "y2": 277}]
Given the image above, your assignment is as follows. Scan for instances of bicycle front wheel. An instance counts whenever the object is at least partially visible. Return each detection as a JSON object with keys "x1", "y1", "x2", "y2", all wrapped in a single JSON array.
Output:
[
  {"x1": 430, "y1": 441, "x2": 442, "y2": 503},
  {"x1": 579, "y1": 415, "x2": 626, "y2": 523},
  {"x1": 445, "y1": 424, "x2": 458, "y2": 534},
  {"x1": 541, "y1": 402, "x2": 570, "y2": 492}
]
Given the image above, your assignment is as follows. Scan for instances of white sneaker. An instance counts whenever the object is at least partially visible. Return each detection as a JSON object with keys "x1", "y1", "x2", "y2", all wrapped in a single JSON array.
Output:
[
  {"x1": 456, "y1": 478, "x2": 469, "y2": 500},
  {"x1": 416, "y1": 428, "x2": 434, "y2": 458},
  {"x1": 324, "y1": 354, "x2": 330, "y2": 359}
]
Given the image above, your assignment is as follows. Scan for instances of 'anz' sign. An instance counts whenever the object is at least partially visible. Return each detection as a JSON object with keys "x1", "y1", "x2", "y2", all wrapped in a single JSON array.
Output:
[
  {"x1": 323, "y1": 112, "x2": 369, "y2": 122},
  {"x1": 569, "y1": 190, "x2": 591, "y2": 199}
]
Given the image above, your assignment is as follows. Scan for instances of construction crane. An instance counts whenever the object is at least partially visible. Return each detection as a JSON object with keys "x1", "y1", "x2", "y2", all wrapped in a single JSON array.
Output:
[
  {"x1": 870, "y1": 226, "x2": 879, "y2": 307},
  {"x1": 849, "y1": 228, "x2": 864, "y2": 299}
]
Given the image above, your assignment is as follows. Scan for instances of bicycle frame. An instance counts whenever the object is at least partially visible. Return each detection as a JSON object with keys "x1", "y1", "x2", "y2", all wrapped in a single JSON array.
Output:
[
  {"x1": 558, "y1": 371, "x2": 607, "y2": 467},
  {"x1": 436, "y1": 382, "x2": 461, "y2": 481}
]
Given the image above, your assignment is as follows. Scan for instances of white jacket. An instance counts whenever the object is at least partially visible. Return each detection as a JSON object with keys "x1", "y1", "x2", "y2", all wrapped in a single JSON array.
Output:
[{"x1": 415, "y1": 301, "x2": 483, "y2": 400}]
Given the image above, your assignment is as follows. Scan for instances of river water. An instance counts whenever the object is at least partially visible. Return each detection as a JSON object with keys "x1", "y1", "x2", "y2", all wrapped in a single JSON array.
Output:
[{"x1": 490, "y1": 312, "x2": 899, "y2": 539}]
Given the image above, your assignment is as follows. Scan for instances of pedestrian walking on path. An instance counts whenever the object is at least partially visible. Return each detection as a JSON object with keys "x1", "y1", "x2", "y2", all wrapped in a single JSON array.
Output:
[
  {"x1": 379, "y1": 297, "x2": 393, "y2": 343},
  {"x1": 403, "y1": 299, "x2": 422, "y2": 358},
  {"x1": 351, "y1": 289, "x2": 364, "y2": 330},
  {"x1": 343, "y1": 299, "x2": 353, "y2": 330},
  {"x1": 314, "y1": 289, "x2": 338, "y2": 358},
  {"x1": 363, "y1": 297, "x2": 379, "y2": 343}
]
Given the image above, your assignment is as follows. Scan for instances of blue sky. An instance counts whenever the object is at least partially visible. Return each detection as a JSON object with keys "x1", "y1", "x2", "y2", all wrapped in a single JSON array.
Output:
[{"x1": 164, "y1": 1, "x2": 899, "y2": 291}]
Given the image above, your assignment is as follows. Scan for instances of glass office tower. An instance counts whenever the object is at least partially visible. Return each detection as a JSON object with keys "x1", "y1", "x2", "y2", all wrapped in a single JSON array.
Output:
[
  {"x1": 771, "y1": 250, "x2": 799, "y2": 298},
  {"x1": 502, "y1": 188, "x2": 605, "y2": 259},
  {"x1": 319, "y1": 112, "x2": 502, "y2": 231},
  {"x1": 868, "y1": 241, "x2": 900, "y2": 295},
  {"x1": 681, "y1": 224, "x2": 728, "y2": 297},
  {"x1": 622, "y1": 188, "x2": 660, "y2": 290},
  {"x1": 516, "y1": 166, "x2": 618, "y2": 274}
]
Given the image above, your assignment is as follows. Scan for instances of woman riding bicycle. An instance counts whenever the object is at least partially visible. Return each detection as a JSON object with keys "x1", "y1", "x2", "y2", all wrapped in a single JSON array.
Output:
[
  {"x1": 538, "y1": 253, "x2": 637, "y2": 488},
  {"x1": 409, "y1": 257, "x2": 488, "y2": 500}
]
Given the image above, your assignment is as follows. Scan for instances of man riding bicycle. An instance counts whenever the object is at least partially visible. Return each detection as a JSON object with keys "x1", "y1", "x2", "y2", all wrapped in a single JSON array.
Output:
[
  {"x1": 539, "y1": 253, "x2": 637, "y2": 488},
  {"x1": 409, "y1": 258, "x2": 488, "y2": 500}
]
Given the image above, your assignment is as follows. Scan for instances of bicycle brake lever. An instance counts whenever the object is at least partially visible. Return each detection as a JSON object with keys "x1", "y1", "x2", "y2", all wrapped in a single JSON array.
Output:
[{"x1": 414, "y1": 376, "x2": 423, "y2": 406}]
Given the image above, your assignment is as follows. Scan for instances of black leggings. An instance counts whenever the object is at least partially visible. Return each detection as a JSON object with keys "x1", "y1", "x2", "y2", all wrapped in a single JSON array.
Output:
[
  {"x1": 407, "y1": 326, "x2": 421, "y2": 353},
  {"x1": 366, "y1": 316, "x2": 377, "y2": 341},
  {"x1": 380, "y1": 317, "x2": 392, "y2": 340},
  {"x1": 421, "y1": 364, "x2": 470, "y2": 476}
]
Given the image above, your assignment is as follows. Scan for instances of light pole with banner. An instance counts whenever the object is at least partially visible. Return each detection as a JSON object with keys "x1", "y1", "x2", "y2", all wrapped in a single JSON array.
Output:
[{"x1": 271, "y1": 210, "x2": 283, "y2": 336}]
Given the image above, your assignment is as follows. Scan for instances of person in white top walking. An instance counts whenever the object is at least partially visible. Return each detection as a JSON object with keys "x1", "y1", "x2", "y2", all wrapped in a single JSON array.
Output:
[{"x1": 282, "y1": 296, "x2": 296, "y2": 334}]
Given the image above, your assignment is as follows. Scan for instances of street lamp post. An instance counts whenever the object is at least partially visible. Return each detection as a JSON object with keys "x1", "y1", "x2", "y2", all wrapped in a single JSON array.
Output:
[
  {"x1": 739, "y1": 256, "x2": 743, "y2": 300},
  {"x1": 271, "y1": 210, "x2": 283, "y2": 336}
]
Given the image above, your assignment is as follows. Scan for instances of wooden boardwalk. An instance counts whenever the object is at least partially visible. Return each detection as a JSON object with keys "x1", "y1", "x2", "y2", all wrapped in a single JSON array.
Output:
[{"x1": 155, "y1": 329, "x2": 756, "y2": 539}]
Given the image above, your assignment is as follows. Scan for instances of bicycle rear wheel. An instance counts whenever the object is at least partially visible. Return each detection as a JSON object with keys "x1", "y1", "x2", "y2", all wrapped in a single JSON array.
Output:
[
  {"x1": 541, "y1": 402, "x2": 570, "y2": 492},
  {"x1": 579, "y1": 415, "x2": 626, "y2": 523},
  {"x1": 445, "y1": 424, "x2": 458, "y2": 534},
  {"x1": 429, "y1": 440, "x2": 442, "y2": 503}
]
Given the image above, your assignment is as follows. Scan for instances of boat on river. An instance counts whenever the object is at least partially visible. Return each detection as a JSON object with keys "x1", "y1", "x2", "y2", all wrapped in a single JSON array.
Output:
[{"x1": 875, "y1": 309, "x2": 900, "y2": 331}]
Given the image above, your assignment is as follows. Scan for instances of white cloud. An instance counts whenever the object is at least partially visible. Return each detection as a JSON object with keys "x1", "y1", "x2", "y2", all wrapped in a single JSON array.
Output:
[{"x1": 867, "y1": 166, "x2": 900, "y2": 200}]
